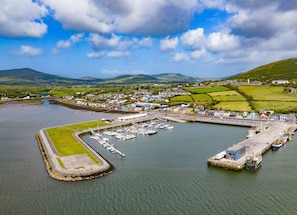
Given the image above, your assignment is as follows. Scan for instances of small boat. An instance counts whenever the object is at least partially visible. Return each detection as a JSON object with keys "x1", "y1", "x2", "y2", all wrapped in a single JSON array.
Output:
[
  {"x1": 246, "y1": 129, "x2": 255, "y2": 139},
  {"x1": 246, "y1": 154, "x2": 262, "y2": 170},
  {"x1": 215, "y1": 151, "x2": 226, "y2": 160},
  {"x1": 164, "y1": 124, "x2": 174, "y2": 130},
  {"x1": 271, "y1": 139, "x2": 283, "y2": 150}
]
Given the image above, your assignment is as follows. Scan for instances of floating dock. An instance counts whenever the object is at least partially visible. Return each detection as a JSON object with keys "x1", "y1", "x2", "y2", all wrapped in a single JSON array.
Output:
[
  {"x1": 88, "y1": 128, "x2": 126, "y2": 157},
  {"x1": 207, "y1": 122, "x2": 297, "y2": 170}
]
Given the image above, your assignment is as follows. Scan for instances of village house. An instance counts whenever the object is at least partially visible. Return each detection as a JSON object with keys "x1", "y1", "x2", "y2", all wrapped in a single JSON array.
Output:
[{"x1": 272, "y1": 80, "x2": 289, "y2": 84}]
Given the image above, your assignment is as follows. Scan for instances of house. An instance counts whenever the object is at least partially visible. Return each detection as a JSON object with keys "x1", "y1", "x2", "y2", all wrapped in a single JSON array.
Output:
[
  {"x1": 288, "y1": 88, "x2": 296, "y2": 93},
  {"x1": 272, "y1": 80, "x2": 289, "y2": 84}
]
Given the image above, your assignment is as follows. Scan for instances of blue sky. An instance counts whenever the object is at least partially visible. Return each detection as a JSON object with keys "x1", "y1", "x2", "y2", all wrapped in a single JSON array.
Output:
[{"x1": 1, "y1": 0, "x2": 297, "y2": 79}]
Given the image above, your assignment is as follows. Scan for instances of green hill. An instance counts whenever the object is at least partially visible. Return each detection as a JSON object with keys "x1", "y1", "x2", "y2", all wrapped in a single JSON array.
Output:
[
  {"x1": 0, "y1": 68, "x2": 103, "y2": 85},
  {"x1": 227, "y1": 58, "x2": 297, "y2": 82},
  {"x1": 0, "y1": 68, "x2": 197, "y2": 85},
  {"x1": 153, "y1": 73, "x2": 195, "y2": 83}
]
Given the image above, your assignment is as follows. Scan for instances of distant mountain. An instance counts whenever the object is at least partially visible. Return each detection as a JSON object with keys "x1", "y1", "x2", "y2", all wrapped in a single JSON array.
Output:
[
  {"x1": 105, "y1": 73, "x2": 195, "y2": 84},
  {"x1": 0, "y1": 68, "x2": 198, "y2": 85},
  {"x1": 227, "y1": 58, "x2": 297, "y2": 82},
  {"x1": 104, "y1": 74, "x2": 158, "y2": 84},
  {"x1": 153, "y1": 73, "x2": 195, "y2": 83},
  {"x1": 0, "y1": 68, "x2": 103, "y2": 85}
]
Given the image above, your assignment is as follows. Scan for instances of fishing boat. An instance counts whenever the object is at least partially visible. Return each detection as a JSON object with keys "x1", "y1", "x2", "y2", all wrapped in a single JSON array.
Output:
[
  {"x1": 271, "y1": 139, "x2": 283, "y2": 150},
  {"x1": 246, "y1": 154, "x2": 262, "y2": 170}
]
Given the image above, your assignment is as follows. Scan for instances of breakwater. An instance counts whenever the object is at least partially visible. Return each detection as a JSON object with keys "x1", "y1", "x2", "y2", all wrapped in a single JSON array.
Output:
[{"x1": 36, "y1": 128, "x2": 114, "y2": 181}]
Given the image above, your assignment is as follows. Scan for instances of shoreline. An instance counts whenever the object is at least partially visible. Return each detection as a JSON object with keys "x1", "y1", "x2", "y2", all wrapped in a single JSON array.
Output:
[{"x1": 49, "y1": 99, "x2": 137, "y2": 114}]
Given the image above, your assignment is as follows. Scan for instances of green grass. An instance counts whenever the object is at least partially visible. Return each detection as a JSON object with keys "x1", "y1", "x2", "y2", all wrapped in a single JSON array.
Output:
[
  {"x1": 169, "y1": 95, "x2": 193, "y2": 104},
  {"x1": 191, "y1": 94, "x2": 212, "y2": 103},
  {"x1": 214, "y1": 101, "x2": 252, "y2": 112},
  {"x1": 185, "y1": 86, "x2": 229, "y2": 94},
  {"x1": 46, "y1": 120, "x2": 109, "y2": 165},
  {"x1": 252, "y1": 101, "x2": 297, "y2": 113},
  {"x1": 208, "y1": 90, "x2": 247, "y2": 102},
  {"x1": 228, "y1": 58, "x2": 297, "y2": 82},
  {"x1": 57, "y1": 158, "x2": 66, "y2": 169},
  {"x1": 238, "y1": 86, "x2": 297, "y2": 101}
]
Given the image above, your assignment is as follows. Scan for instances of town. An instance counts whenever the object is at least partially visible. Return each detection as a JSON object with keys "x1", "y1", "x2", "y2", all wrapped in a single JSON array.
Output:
[{"x1": 1, "y1": 79, "x2": 297, "y2": 123}]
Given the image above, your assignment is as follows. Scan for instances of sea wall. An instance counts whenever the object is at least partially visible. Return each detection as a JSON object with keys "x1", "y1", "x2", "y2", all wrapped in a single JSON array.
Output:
[{"x1": 36, "y1": 129, "x2": 114, "y2": 181}]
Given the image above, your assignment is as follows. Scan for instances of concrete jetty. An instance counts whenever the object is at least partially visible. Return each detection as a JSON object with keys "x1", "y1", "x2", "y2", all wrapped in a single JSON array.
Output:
[
  {"x1": 36, "y1": 128, "x2": 114, "y2": 181},
  {"x1": 207, "y1": 122, "x2": 297, "y2": 170}
]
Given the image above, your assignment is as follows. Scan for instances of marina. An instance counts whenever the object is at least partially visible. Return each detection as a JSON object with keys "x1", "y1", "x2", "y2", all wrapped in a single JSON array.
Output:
[
  {"x1": 207, "y1": 121, "x2": 297, "y2": 170},
  {"x1": 87, "y1": 120, "x2": 176, "y2": 157}
]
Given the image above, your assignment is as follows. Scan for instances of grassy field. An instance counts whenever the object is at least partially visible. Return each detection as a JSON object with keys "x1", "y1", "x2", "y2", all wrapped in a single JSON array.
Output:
[
  {"x1": 208, "y1": 90, "x2": 247, "y2": 102},
  {"x1": 214, "y1": 101, "x2": 252, "y2": 112},
  {"x1": 185, "y1": 86, "x2": 229, "y2": 94},
  {"x1": 238, "y1": 86, "x2": 297, "y2": 101},
  {"x1": 252, "y1": 101, "x2": 297, "y2": 113},
  {"x1": 46, "y1": 120, "x2": 109, "y2": 164},
  {"x1": 191, "y1": 94, "x2": 212, "y2": 103},
  {"x1": 169, "y1": 95, "x2": 193, "y2": 105}
]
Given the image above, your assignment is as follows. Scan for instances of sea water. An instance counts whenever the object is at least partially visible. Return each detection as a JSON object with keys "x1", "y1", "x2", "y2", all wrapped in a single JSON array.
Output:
[{"x1": 1, "y1": 102, "x2": 297, "y2": 215}]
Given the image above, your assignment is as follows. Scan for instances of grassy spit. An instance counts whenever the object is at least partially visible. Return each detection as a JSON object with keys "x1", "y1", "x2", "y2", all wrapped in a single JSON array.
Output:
[{"x1": 46, "y1": 120, "x2": 109, "y2": 165}]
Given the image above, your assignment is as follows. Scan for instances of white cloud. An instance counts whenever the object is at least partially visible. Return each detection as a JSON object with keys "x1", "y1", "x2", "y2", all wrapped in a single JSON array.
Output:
[
  {"x1": 173, "y1": 52, "x2": 190, "y2": 62},
  {"x1": 160, "y1": 37, "x2": 179, "y2": 52},
  {"x1": 0, "y1": 0, "x2": 48, "y2": 37},
  {"x1": 53, "y1": 33, "x2": 85, "y2": 53},
  {"x1": 206, "y1": 32, "x2": 239, "y2": 52},
  {"x1": 12, "y1": 45, "x2": 43, "y2": 56},
  {"x1": 191, "y1": 49, "x2": 206, "y2": 59},
  {"x1": 137, "y1": 37, "x2": 153, "y2": 48},
  {"x1": 42, "y1": 0, "x2": 113, "y2": 33},
  {"x1": 181, "y1": 28, "x2": 205, "y2": 49},
  {"x1": 42, "y1": 0, "x2": 199, "y2": 36},
  {"x1": 87, "y1": 51, "x2": 106, "y2": 59},
  {"x1": 89, "y1": 34, "x2": 153, "y2": 55},
  {"x1": 89, "y1": 33, "x2": 121, "y2": 50},
  {"x1": 107, "y1": 51, "x2": 129, "y2": 58}
]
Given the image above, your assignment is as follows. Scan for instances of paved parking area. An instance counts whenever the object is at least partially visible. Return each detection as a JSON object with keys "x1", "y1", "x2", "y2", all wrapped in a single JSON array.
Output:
[{"x1": 60, "y1": 154, "x2": 95, "y2": 169}]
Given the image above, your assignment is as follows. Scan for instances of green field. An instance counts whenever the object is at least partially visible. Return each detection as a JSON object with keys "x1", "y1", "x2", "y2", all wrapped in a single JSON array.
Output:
[
  {"x1": 46, "y1": 120, "x2": 109, "y2": 164},
  {"x1": 252, "y1": 101, "x2": 297, "y2": 113},
  {"x1": 169, "y1": 95, "x2": 193, "y2": 105},
  {"x1": 185, "y1": 86, "x2": 229, "y2": 94},
  {"x1": 191, "y1": 94, "x2": 212, "y2": 103},
  {"x1": 238, "y1": 86, "x2": 297, "y2": 101},
  {"x1": 208, "y1": 90, "x2": 247, "y2": 102},
  {"x1": 214, "y1": 101, "x2": 252, "y2": 112}
]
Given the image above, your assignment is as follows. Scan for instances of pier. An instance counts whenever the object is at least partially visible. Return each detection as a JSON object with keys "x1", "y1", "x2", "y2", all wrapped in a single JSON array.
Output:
[
  {"x1": 207, "y1": 121, "x2": 297, "y2": 170},
  {"x1": 88, "y1": 128, "x2": 126, "y2": 157}
]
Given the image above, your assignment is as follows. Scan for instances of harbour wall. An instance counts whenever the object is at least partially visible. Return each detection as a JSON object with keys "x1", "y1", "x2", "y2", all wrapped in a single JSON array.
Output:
[{"x1": 36, "y1": 129, "x2": 114, "y2": 181}]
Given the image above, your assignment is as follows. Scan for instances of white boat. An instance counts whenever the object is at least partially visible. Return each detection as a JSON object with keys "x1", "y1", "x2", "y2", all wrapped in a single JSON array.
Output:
[
  {"x1": 271, "y1": 139, "x2": 283, "y2": 150},
  {"x1": 215, "y1": 151, "x2": 226, "y2": 160},
  {"x1": 145, "y1": 129, "x2": 157, "y2": 135},
  {"x1": 246, "y1": 129, "x2": 255, "y2": 139},
  {"x1": 164, "y1": 125, "x2": 174, "y2": 129}
]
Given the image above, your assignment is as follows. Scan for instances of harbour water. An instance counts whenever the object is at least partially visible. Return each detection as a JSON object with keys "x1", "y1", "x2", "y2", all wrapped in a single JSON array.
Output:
[{"x1": 1, "y1": 101, "x2": 297, "y2": 214}]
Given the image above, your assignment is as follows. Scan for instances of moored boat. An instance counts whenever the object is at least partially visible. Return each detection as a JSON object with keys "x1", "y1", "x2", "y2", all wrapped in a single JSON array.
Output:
[
  {"x1": 271, "y1": 139, "x2": 283, "y2": 150},
  {"x1": 246, "y1": 154, "x2": 262, "y2": 170}
]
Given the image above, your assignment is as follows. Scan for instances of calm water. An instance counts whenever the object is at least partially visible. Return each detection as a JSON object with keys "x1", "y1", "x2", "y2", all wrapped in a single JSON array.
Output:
[{"x1": 1, "y1": 102, "x2": 297, "y2": 215}]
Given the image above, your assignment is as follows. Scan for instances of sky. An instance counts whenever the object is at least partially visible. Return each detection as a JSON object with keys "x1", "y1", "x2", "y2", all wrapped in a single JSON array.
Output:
[{"x1": 1, "y1": 0, "x2": 297, "y2": 79}]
